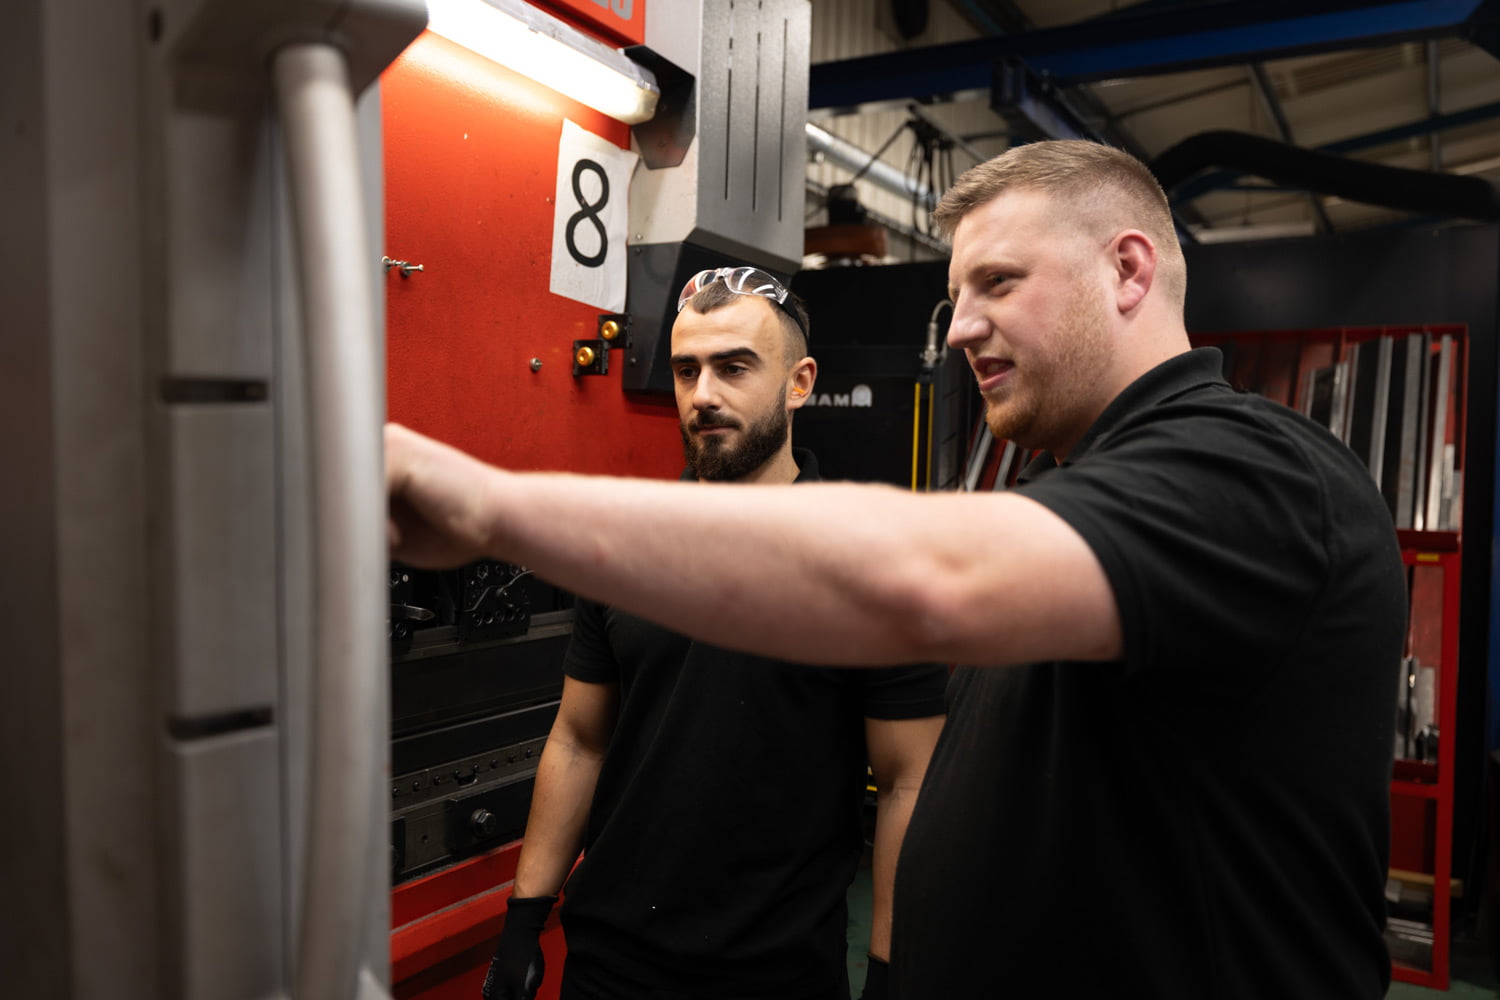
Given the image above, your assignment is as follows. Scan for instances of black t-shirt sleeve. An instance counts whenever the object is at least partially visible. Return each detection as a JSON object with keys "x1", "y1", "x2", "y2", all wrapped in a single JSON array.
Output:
[
  {"x1": 1015, "y1": 401, "x2": 1332, "y2": 676},
  {"x1": 858, "y1": 663, "x2": 949, "y2": 720},
  {"x1": 563, "y1": 597, "x2": 621, "y2": 683}
]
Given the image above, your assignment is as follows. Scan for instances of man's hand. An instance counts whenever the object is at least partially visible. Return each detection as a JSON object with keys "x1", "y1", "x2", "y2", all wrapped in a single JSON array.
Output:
[
  {"x1": 481, "y1": 894, "x2": 557, "y2": 1000},
  {"x1": 386, "y1": 423, "x2": 500, "y2": 569},
  {"x1": 857, "y1": 954, "x2": 889, "y2": 1000}
]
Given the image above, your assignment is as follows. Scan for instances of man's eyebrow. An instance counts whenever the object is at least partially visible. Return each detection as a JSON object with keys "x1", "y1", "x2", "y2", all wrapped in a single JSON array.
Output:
[
  {"x1": 669, "y1": 347, "x2": 761, "y2": 365},
  {"x1": 948, "y1": 258, "x2": 1013, "y2": 301}
]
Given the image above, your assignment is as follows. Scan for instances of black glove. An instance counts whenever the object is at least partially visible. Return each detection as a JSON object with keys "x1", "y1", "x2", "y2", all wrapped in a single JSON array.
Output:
[
  {"x1": 857, "y1": 954, "x2": 889, "y2": 1000},
  {"x1": 481, "y1": 894, "x2": 557, "y2": 1000}
]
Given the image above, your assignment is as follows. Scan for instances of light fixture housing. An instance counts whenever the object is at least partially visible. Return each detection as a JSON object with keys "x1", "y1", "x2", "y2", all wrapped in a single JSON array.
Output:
[{"x1": 427, "y1": 0, "x2": 660, "y2": 124}]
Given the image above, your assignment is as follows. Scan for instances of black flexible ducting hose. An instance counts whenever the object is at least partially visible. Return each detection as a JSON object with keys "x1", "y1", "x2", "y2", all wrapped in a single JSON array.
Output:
[{"x1": 1150, "y1": 129, "x2": 1500, "y2": 222}]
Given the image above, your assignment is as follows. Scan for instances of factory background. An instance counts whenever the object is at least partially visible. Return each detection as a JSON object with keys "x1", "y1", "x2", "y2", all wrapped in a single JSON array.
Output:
[{"x1": 7, "y1": 0, "x2": 1500, "y2": 995}]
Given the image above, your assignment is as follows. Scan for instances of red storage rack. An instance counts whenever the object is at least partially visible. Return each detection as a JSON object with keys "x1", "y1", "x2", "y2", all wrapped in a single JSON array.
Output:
[
  {"x1": 1192, "y1": 326, "x2": 1467, "y2": 988},
  {"x1": 1389, "y1": 530, "x2": 1462, "y2": 990}
]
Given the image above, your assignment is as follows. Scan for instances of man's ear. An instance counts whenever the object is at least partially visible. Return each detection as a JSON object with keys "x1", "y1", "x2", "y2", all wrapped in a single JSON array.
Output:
[
  {"x1": 1113, "y1": 230, "x2": 1156, "y2": 314},
  {"x1": 788, "y1": 357, "x2": 817, "y2": 410}
]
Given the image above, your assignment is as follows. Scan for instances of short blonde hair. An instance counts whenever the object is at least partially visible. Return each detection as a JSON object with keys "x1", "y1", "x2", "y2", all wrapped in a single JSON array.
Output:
[{"x1": 933, "y1": 140, "x2": 1186, "y2": 307}]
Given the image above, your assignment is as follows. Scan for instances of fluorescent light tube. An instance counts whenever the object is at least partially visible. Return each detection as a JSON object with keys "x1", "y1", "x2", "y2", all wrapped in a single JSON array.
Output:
[{"x1": 427, "y1": 0, "x2": 660, "y2": 124}]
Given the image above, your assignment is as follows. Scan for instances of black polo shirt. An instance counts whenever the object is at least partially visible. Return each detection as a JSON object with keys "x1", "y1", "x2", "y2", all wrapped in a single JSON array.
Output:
[
  {"x1": 560, "y1": 450, "x2": 949, "y2": 998},
  {"x1": 893, "y1": 348, "x2": 1406, "y2": 998}
]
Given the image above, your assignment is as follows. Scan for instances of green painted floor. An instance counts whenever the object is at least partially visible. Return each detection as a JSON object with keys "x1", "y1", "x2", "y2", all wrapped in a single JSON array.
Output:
[
  {"x1": 845, "y1": 867, "x2": 1499, "y2": 997},
  {"x1": 1387, "y1": 931, "x2": 1499, "y2": 998},
  {"x1": 845, "y1": 865, "x2": 875, "y2": 996}
]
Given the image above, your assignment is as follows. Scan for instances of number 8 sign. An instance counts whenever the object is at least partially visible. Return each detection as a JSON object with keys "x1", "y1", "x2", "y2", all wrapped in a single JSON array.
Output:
[{"x1": 550, "y1": 119, "x2": 638, "y2": 312}]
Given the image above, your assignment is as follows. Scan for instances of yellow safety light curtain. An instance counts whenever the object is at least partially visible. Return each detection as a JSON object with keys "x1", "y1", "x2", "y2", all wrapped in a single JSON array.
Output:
[{"x1": 910, "y1": 382, "x2": 923, "y2": 491}]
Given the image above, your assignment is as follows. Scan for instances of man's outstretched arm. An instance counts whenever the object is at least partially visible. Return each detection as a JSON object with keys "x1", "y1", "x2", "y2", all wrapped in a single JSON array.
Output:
[{"x1": 387, "y1": 422, "x2": 1120, "y2": 668}]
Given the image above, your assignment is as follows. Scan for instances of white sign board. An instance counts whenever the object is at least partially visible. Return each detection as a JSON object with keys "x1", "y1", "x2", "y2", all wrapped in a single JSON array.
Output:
[{"x1": 549, "y1": 118, "x2": 638, "y2": 312}]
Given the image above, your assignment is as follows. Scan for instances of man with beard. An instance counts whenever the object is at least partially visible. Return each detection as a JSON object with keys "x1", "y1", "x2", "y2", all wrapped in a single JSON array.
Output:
[
  {"x1": 394, "y1": 141, "x2": 1406, "y2": 998},
  {"x1": 481, "y1": 267, "x2": 948, "y2": 1000}
]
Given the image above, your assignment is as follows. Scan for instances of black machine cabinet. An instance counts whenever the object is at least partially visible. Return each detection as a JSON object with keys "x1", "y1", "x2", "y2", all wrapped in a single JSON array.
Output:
[
  {"x1": 791, "y1": 263, "x2": 974, "y2": 490},
  {"x1": 388, "y1": 561, "x2": 572, "y2": 883}
]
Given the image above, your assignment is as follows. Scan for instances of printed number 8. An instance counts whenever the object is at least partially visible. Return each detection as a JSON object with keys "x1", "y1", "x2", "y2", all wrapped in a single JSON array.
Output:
[{"x1": 565, "y1": 158, "x2": 609, "y2": 268}]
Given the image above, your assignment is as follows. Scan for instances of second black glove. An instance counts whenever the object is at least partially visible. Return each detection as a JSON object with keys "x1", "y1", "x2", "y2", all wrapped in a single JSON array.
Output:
[{"x1": 481, "y1": 894, "x2": 558, "y2": 1000}]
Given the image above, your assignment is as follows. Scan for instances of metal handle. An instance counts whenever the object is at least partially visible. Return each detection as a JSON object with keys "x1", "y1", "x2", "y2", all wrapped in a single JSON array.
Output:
[{"x1": 272, "y1": 42, "x2": 390, "y2": 1000}]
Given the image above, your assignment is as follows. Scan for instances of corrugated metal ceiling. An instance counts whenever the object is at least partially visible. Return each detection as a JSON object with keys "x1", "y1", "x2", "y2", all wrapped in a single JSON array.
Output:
[{"x1": 804, "y1": 0, "x2": 1500, "y2": 259}]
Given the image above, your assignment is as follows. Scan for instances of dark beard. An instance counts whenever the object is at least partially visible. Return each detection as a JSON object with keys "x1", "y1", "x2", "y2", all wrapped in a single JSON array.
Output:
[{"x1": 681, "y1": 404, "x2": 790, "y2": 482}]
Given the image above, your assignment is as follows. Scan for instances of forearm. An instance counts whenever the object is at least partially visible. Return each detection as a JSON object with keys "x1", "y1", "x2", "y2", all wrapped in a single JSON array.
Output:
[
  {"x1": 485, "y1": 472, "x2": 913, "y2": 663},
  {"x1": 511, "y1": 736, "x2": 604, "y2": 898},
  {"x1": 387, "y1": 423, "x2": 1120, "y2": 668},
  {"x1": 867, "y1": 783, "x2": 920, "y2": 960},
  {"x1": 483, "y1": 469, "x2": 1106, "y2": 667}
]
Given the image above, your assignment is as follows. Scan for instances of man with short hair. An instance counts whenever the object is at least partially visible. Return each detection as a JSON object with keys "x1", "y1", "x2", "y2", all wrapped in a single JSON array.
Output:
[
  {"x1": 481, "y1": 267, "x2": 948, "y2": 1000},
  {"x1": 392, "y1": 140, "x2": 1406, "y2": 998}
]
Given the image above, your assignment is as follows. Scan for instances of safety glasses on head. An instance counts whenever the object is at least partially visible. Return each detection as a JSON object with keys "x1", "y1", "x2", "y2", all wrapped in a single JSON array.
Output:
[{"x1": 675, "y1": 266, "x2": 808, "y2": 344}]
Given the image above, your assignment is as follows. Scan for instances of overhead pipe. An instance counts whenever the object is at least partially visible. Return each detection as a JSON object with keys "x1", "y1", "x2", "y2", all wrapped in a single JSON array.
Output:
[
  {"x1": 805, "y1": 122, "x2": 935, "y2": 210},
  {"x1": 1151, "y1": 130, "x2": 1500, "y2": 222}
]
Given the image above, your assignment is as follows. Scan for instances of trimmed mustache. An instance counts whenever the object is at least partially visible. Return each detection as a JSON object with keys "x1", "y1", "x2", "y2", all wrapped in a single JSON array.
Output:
[{"x1": 692, "y1": 414, "x2": 741, "y2": 432}]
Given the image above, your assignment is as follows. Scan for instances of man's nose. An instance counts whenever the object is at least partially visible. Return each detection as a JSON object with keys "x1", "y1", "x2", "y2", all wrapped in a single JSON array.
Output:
[
  {"x1": 946, "y1": 294, "x2": 988, "y2": 351},
  {"x1": 692, "y1": 374, "x2": 721, "y2": 409}
]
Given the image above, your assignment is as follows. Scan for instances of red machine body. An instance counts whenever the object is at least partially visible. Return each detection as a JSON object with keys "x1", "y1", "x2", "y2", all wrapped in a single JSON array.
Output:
[
  {"x1": 535, "y1": 0, "x2": 647, "y2": 46},
  {"x1": 392, "y1": 846, "x2": 568, "y2": 999},
  {"x1": 384, "y1": 31, "x2": 679, "y2": 476},
  {"x1": 383, "y1": 18, "x2": 675, "y2": 998}
]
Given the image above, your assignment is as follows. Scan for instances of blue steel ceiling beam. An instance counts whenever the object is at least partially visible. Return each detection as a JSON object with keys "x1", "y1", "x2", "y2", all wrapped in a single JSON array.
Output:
[
  {"x1": 1322, "y1": 98, "x2": 1500, "y2": 153},
  {"x1": 808, "y1": 0, "x2": 1495, "y2": 109},
  {"x1": 988, "y1": 58, "x2": 1201, "y2": 242},
  {"x1": 1032, "y1": 0, "x2": 1493, "y2": 83},
  {"x1": 903, "y1": 0, "x2": 1162, "y2": 162},
  {"x1": 967, "y1": 0, "x2": 1159, "y2": 159},
  {"x1": 871, "y1": 0, "x2": 1208, "y2": 235},
  {"x1": 990, "y1": 56, "x2": 1103, "y2": 143}
]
